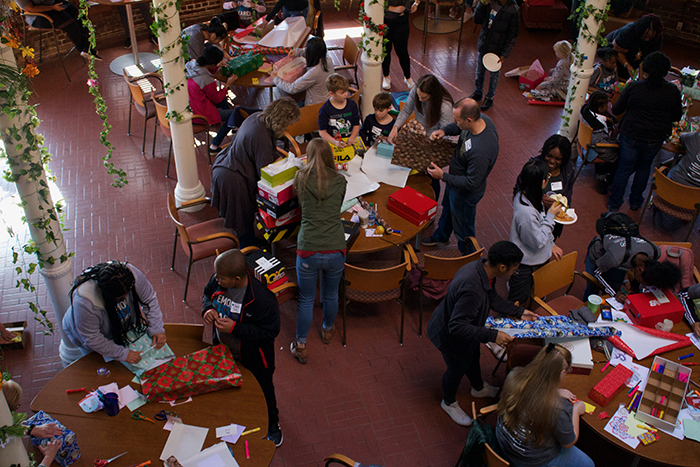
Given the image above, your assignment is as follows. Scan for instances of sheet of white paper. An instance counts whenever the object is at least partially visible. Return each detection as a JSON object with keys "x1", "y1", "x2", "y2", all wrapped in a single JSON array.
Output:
[
  {"x1": 216, "y1": 424, "x2": 237, "y2": 438},
  {"x1": 197, "y1": 454, "x2": 226, "y2": 467},
  {"x1": 159, "y1": 422, "x2": 209, "y2": 461},
  {"x1": 360, "y1": 147, "x2": 411, "y2": 188},
  {"x1": 589, "y1": 322, "x2": 677, "y2": 360},
  {"x1": 98, "y1": 382, "x2": 119, "y2": 395},
  {"x1": 258, "y1": 17, "x2": 307, "y2": 47},
  {"x1": 342, "y1": 156, "x2": 380, "y2": 203},
  {"x1": 364, "y1": 228, "x2": 382, "y2": 238},
  {"x1": 181, "y1": 442, "x2": 239, "y2": 467},
  {"x1": 687, "y1": 332, "x2": 700, "y2": 351},
  {"x1": 118, "y1": 385, "x2": 140, "y2": 409},
  {"x1": 604, "y1": 405, "x2": 640, "y2": 449},
  {"x1": 606, "y1": 297, "x2": 625, "y2": 310}
]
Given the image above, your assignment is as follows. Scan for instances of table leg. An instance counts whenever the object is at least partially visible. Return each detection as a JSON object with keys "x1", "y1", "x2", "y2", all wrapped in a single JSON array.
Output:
[
  {"x1": 269, "y1": 86, "x2": 274, "y2": 103},
  {"x1": 126, "y1": 3, "x2": 140, "y2": 66}
]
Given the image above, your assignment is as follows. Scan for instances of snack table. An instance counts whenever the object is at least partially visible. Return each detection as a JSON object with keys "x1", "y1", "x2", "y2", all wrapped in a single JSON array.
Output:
[
  {"x1": 30, "y1": 324, "x2": 275, "y2": 467},
  {"x1": 561, "y1": 320, "x2": 700, "y2": 467}
]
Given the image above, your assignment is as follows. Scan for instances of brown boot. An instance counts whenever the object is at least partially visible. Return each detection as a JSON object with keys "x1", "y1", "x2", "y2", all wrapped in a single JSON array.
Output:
[
  {"x1": 321, "y1": 326, "x2": 335, "y2": 345},
  {"x1": 290, "y1": 341, "x2": 308, "y2": 364}
]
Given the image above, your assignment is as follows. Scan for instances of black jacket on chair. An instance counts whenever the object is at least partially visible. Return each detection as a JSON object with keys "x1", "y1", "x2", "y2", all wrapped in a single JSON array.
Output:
[{"x1": 474, "y1": 0, "x2": 520, "y2": 58}]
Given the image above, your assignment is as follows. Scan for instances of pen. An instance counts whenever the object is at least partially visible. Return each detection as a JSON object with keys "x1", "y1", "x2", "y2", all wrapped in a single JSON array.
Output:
[
  {"x1": 679, "y1": 353, "x2": 694, "y2": 360},
  {"x1": 241, "y1": 427, "x2": 261, "y2": 436},
  {"x1": 245, "y1": 440, "x2": 250, "y2": 459}
]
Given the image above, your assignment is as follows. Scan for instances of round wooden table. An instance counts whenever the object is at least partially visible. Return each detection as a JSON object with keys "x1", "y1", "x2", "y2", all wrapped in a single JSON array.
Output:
[
  {"x1": 30, "y1": 324, "x2": 275, "y2": 467},
  {"x1": 561, "y1": 321, "x2": 700, "y2": 467},
  {"x1": 344, "y1": 173, "x2": 435, "y2": 254}
]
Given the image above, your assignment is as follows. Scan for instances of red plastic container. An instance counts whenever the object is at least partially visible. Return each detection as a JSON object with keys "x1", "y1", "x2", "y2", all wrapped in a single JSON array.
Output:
[
  {"x1": 623, "y1": 291, "x2": 684, "y2": 328},
  {"x1": 387, "y1": 186, "x2": 438, "y2": 226}
]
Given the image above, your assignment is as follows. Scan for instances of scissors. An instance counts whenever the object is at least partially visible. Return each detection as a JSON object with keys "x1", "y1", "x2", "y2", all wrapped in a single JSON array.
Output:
[
  {"x1": 94, "y1": 451, "x2": 127, "y2": 467},
  {"x1": 131, "y1": 410, "x2": 155, "y2": 423},
  {"x1": 154, "y1": 410, "x2": 177, "y2": 421}
]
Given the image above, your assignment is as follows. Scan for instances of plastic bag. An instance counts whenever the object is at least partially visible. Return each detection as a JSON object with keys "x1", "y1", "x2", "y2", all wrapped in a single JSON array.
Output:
[{"x1": 526, "y1": 59, "x2": 546, "y2": 81}]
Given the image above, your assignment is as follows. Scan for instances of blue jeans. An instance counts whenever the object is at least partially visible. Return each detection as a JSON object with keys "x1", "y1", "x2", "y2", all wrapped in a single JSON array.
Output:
[
  {"x1": 541, "y1": 446, "x2": 594, "y2": 467},
  {"x1": 608, "y1": 133, "x2": 663, "y2": 210},
  {"x1": 282, "y1": 6, "x2": 308, "y2": 19},
  {"x1": 584, "y1": 250, "x2": 627, "y2": 299},
  {"x1": 474, "y1": 51, "x2": 501, "y2": 99},
  {"x1": 295, "y1": 252, "x2": 345, "y2": 343},
  {"x1": 431, "y1": 185, "x2": 484, "y2": 254},
  {"x1": 212, "y1": 103, "x2": 235, "y2": 147}
]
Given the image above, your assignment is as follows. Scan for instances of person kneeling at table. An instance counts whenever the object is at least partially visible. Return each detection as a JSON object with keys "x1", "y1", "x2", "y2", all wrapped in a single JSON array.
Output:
[
  {"x1": 496, "y1": 343, "x2": 594, "y2": 467},
  {"x1": 63, "y1": 261, "x2": 167, "y2": 364},
  {"x1": 202, "y1": 250, "x2": 283, "y2": 447}
]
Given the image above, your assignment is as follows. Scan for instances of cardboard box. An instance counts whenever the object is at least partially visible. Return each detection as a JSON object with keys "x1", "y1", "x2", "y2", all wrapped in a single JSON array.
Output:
[
  {"x1": 387, "y1": 186, "x2": 438, "y2": 226},
  {"x1": 245, "y1": 248, "x2": 286, "y2": 285},
  {"x1": 260, "y1": 157, "x2": 300, "y2": 187},
  {"x1": 258, "y1": 207, "x2": 302, "y2": 229},
  {"x1": 588, "y1": 363, "x2": 634, "y2": 407},
  {"x1": 256, "y1": 195, "x2": 299, "y2": 219},
  {"x1": 544, "y1": 337, "x2": 593, "y2": 375},
  {"x1": 624, "y1": 290, "x2": 684, "y2": 328},
  {"x1": 505, "y1": 65, "x2": 530, "y2": 78},
  {"x1": 342, "y1": 220, "x2": 360, "y2": 250},
  {"x1": 257, "y1": 178, "x2": 295, "y2": 206},
  {"x1": 636, "y1": 356, "x2": 690, "y2": 432},
  {"x1": 255, "y1": 213, "x2": 301, "y2": 243}
]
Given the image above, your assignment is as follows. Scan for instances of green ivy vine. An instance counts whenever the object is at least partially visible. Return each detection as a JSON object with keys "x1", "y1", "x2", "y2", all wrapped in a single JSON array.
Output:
[{"x1": 357, "y1": 0, "x2": 390, "y2": 62}]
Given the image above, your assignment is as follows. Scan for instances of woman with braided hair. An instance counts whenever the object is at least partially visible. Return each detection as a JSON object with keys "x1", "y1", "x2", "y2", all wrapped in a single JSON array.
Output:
[{"x1": 62, "y1": 261, "x2": 167, "y2": 363}]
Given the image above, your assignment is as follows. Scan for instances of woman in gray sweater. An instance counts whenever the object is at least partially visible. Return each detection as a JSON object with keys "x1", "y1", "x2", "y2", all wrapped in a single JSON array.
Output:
[
  {"x1": 508, "y1": 159, "x2": 564, "y2": 306},
  {"x1": 273, "y1": 36, "x2": 334, "y2": 106}
]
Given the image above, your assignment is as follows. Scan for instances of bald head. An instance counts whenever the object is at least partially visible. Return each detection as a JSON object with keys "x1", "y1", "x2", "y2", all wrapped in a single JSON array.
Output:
[
  {"x1": 456, "y1": 98, "x2": 481, "y2": 121},
  {"x1": 214, "y1": 249, "x2": 247, "y2": 279}
]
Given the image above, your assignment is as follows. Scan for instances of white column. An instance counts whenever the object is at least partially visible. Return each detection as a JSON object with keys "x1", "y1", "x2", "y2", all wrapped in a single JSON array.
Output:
[
  {"x1": 559, "y1": 0, "x2": 608, "y2": 141},
  {"x1": 0, "y1": 387, "x2": 30, "y2": 467},
  {"x1": 0, "y1": 45, "x2": 82, "y2": 366},
  {"x1": 154, "y1": 0, "x2": 206, "y2": 209},
  {"x1": 360, "y1": 3, "x2": 385, "y2": 118}
]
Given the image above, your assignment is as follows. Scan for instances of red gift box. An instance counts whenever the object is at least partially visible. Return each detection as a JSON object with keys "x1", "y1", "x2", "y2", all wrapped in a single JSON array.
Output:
[
  {"x1": 257, "y1": 179, "x2": 295, "y2": 206},
  {"x1": 387, "y1": 186, "x2": 438, "y2": 226},
  {"x1": 624, "y1": 290, "x2": 684, "y2": 328},
  {"x1": 588, "y1": 364, "x2": 634, "y2": 407},
  {"x1": 258, "y1": 207, "x2": 302, "y2": 229}
]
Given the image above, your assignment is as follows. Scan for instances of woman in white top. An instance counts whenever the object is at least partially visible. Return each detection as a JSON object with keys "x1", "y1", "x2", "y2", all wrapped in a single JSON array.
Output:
[{"x1": 272, "y1": 36, "x2": 334, "y2": 106}]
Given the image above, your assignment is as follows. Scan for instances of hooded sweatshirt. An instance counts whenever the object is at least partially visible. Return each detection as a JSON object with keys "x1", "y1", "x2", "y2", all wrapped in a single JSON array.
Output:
[
  {"x1": 295, "y1": 168, "x2": 347, "y2": 252},
  {"x1": 185, "y1": 59, "x2": 227, "y2": 125},
  {"x1": 510, "y1": 192, "x2": 555, "y2": 266}
]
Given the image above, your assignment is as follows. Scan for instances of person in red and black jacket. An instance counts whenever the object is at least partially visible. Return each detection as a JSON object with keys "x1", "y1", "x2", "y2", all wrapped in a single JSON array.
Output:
[{"x1": 202, "y1": 249, "x2": 283, "y2": 447}]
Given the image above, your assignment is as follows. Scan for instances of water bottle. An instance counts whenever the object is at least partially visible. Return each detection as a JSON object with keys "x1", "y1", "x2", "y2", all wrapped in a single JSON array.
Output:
[{"x1": 368, "y1": 203, "x2": 375, "y2": 226}]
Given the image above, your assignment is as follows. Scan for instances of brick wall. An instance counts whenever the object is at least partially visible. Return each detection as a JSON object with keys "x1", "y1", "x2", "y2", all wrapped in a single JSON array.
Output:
[{"x1": 646, "y1": 0, "x2": 700, "y2": 47}]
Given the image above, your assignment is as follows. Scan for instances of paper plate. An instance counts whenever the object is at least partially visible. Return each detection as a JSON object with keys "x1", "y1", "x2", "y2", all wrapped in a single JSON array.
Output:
[
  {"x1": 554, "y1": 208, "x2": 577, "y2": 225},
  {"x1": 483, "y1": 53, "x2": 502, "y2": 72}
]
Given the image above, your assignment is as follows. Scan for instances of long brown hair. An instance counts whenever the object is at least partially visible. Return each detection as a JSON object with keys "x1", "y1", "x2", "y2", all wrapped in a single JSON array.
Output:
[
  {"x1": 414, "y1": 74, "x2": 454, "y2": 129},
  {"x1": 294, "y1": 138, "x2": 338, "y2": 201},
  {"x1": 497, "y1": 343, "x2": 572, "y2": 446}
]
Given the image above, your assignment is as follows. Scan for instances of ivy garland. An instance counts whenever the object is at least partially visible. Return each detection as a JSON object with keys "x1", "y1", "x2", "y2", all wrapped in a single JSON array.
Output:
[{"x1": 357, "y1": 0, "x2": 389, "y2": 62}]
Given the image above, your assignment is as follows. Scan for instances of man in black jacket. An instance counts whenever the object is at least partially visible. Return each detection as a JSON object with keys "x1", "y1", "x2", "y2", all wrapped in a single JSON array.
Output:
[
  {"x1": 427, "y1": 241, "x2": 537, "y2": 426},
  {"x1": 471, "y1": 0, "x2": 520, "y2": 111},
  {"x1": 202, "y1": 249, "x2": 283, "y2": 446}
]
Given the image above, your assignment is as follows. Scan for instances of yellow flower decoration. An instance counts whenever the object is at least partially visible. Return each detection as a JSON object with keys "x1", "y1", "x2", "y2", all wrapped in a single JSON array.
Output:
[
  {"x1": 20, "y1": 47, "x2": 35, "y2": 59},
  {"x1": 10, "y1": 2, "x2": 19, "y2": 11},
  {"x1": 22, "y1": 64, "x2": 39, "y2": 78},
  {"x1": 2, "y1": 35, "x2": 19, "y2": 49}
]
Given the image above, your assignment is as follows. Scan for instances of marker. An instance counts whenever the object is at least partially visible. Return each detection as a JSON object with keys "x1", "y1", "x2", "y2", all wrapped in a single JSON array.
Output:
[
  {"x1": 679, "y1": 353, "x2": 694, "y2": 360},
  {"x1": 628, "y1": 384, "x2": 639, "y2": 397},
  {"x1": 683, "y1": 362, "x2": 699, "y2": 366},
  {"x1": 600, "y1": 361, "x2": 611, "y2": 373},
  {"x1": 245, "y1": 440, "x2": 250, "y2": 459},
  {"x1": 694, "y1": 389, "x2": 700, "y2": 397},
  {"x1": 241, "y1": 427, "x2": 261, "y2": 436},
  {"x1": 392, "y1": 230, "x2": 402, "y2": 234},
  {"x1": 66, "y1": 388, "x2": 86, "y2": 394}
]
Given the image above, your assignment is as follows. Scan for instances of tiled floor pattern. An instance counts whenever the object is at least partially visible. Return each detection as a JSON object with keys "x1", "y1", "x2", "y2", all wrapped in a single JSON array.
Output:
[{"x1": 1, "y1": 5, "x2": 699, "y2": 467}]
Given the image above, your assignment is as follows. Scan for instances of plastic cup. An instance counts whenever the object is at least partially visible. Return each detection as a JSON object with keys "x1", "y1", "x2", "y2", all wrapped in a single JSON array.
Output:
[
  {"x1": 587, "y1": 295, "x2": 603, "y2": 314},
  {"x1": 103, "y1": 392, "x2": 120, "y2": 416},
  {"x1": 358, "y1": 209, "x2": 369, "y2": 228}
]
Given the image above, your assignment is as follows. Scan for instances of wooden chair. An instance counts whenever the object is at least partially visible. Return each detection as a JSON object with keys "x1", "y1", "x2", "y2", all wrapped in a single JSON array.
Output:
[
  {"x1": 324, "y1": 454, "x2": 361, "y2": 467},
  {"x1": 163, "y1": 323, "x2": 204, "y2": 341},
  {"x1": 153, "y1": 97, "x2": 211, "y2": 177},
  {"x1": 18, "y1": 5, "x2": 74, "y2": 82},
  {"x1": 530, "y1": 251, "x2": 583, "y2": 316},
  {"x1": 341, "y1": 248, "x2": 411, "y2": 346},
  {"x1": 639, "y1": 166, "x2": 700, "y2": 242},
  {"x1": 167, "y1": 194, "x2": 239, "y2": 301},
  {"x1": 239, "y1": 246, "x2": 298, "y2": 306},
  {"x1": 328, "y1": 35, "x2": 361, "y2": 87},
  {"x1": 572, "y1": 118, "x2": 619, "y2": 184},
  {"x1": 406, "y1": 237, "x2": 484, "y2": 336},
  {"x1": 124, "y1": 70, "x2": 163, "y2": 155},
  {"x1": 453, "y1": 402, "x2": 509, "y2": 467}
]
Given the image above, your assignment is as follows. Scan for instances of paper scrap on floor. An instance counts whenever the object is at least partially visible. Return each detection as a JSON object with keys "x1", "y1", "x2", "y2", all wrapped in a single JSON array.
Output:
[
  {"x1": 360, "y1": 146, "x2": 411, "y2": 188},
  {"x1": 160, "y1": 422, "x2": 209, "y2": 461},
  {"x1": 589, "y1": 322, "x2": 678, "y2": 360},
  {"x1": 342, "y1": 156, "x2": 380, "y2": 203},
  {"x1": 604, "y1": 405, "x2": 640, "y2": 448},
  {"x1": 180, "y1": 442, "x2": 239, "y2": 467}
]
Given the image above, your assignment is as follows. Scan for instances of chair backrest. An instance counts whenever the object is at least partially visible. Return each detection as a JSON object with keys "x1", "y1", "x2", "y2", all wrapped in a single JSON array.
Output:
[
  {"x1": 167, "y1": 194, "x2": 191, "y2": 247},
  {"x1": 532, "y1": 251, "x2": 578, "y2": 299},
  {"x1": 154, "y1": 98, "x2": 171, "y2": 137},
  {"x1": 484, "y1": 443, "x2": 510, "y2": 467},
  {"x1": 343, "y1": 35, "x2": 360, "y2": 66},
  {"x1": 123, "y1": 70, "x2": 160, "y2": 107},
  {"x1": 423, "y1": 247, "x2": 484, "y2": 281},
  {"x1": 349, "y1": 84, "x2": 362, "y2": 108},
  {"x1": 652, "y1": 241, "x2": 692, "y2": 249},
  {"x1": 285, "y1": 100, "x2": 325, "y2": 137},
  {"x1": 652, "y1": 167, "x2": 700, "y2": 211},
  {"x1": 345, "y1": 261, "x2": 407, "y2": 293},
  {"x1": 577, "y1": 119, "x2": 593, "y2": 152}
]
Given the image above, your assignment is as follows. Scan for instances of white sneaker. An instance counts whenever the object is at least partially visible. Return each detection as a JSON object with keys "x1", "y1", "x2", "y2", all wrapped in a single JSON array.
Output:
[
  {"x1": 294, "y1": 135, "x2": 305, "y2": 144},
  {"x1": 382, "y1": 76, "x2": 391, "y2": 90},
  {"x1": 404, "y1": 77, "x2": 415, "y2": 88},
  {"x1": 223, "y1": 1, "x2": 234, "y2": 9},
  {"x1": 440, "y1": 400, "x2": 473, "y2": 426},
  {"x1": 471, "y1": 382, "x2": 499, "y2": 399}
]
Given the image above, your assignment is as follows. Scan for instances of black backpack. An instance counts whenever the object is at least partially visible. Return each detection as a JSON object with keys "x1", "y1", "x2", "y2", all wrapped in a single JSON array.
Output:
[{"x1": 595, "y1": 212, "x2": 656, "y2": 264}]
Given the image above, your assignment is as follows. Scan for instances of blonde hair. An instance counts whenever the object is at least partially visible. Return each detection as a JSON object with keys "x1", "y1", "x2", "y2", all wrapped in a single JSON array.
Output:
[
  {"x1": 294, "y1": 138, "x2": 338, "y2": 201},
  {"x1": 2, "y1": 380, "x2": 22, "y2": 412},
  {"x1": 553, "y1": 40, "x2": 572, "y2": 61},
  {"x1": 497, "y1": 343, "x2": 572, "y2": 446},
  {"x1": 326, "y1": 73, "x2": 349, "y2": 93},
  {"x1": 259, "y1": 97, "x2": 302, "y2": 138}
]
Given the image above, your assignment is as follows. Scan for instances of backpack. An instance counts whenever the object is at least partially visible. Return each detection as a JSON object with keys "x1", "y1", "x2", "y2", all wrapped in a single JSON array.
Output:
[
  {"x1": 659, "y1": 245, "x2": 695, "y2": 289},
  {"x1": 595, "y1": 212, "x2": 656, "y2": 264}
]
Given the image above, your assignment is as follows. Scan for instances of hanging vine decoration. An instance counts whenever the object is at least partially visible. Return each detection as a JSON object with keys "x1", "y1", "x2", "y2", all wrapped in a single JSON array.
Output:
[
  {"x1": 0, "y1": 4, "x2": 39, "y2": 78},
  {"x1": 357, "y1": 0, "x2": 389, "y2": 62}
]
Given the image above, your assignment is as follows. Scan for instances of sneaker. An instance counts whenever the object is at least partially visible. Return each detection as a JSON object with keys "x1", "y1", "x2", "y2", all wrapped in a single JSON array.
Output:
[
  {"x1": 290, "y1": 341, "x2": 308, "y2": 364},
  {"x1": 480, "y1": 97, "x2": 494, "y2": 111},
  {"x1": 404, "y1": 77, "x2": 415, "y2": 88},
  {"x1": 266, "y1": 424, "x2": 283, "y2": 447},
  {"x1": 471, "y1": 382, "x2": 499, "y2": 399},
  {"x1": 469, "y1": 91, "x2": 482, "y2": 101},
  {"x1": 382, "y1": 76, "x2": 391, "y2": 90},
  {"x1": 440, "y1": 400, "x2": 473, "y2": 426},
  {"x1": 321, "y1": 325, "x2": 335, "y2": 345},
  {"x1": 209, "y1": 146, "x2": 220, "y2": 154},
  {"x1": 124, "y1": 37, "x2": 131, "y2": 49},
  {"x1": 420, "y1": 235, "x2": 448, "y2": 247}
]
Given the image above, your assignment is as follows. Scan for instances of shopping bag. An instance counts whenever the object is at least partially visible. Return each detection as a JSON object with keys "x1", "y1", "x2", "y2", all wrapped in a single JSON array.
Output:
[
  {"x1": 391, "y1": 119, "x2": 455, "y2": 171},
  {"x1": 221, "y1": 51, "x2": 264, "y2": 77},
  {"x1": 26, "y1": 411, "x2": 81, "y2": 467},
  {"x1": 140, "y1": 344, "x2": 243, "y2": 402}
]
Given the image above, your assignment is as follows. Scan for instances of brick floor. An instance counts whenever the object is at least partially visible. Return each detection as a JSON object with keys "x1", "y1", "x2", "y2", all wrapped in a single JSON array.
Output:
[{"x1": 1, "y1": 5, "x2": 699, "y2": 467}]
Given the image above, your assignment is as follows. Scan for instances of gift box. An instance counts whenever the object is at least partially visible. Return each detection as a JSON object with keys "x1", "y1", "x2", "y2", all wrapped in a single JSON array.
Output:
[
  {"x1": 244, "y1": 248, "x2": 286, "y2": 285},
  {"x1": 342, "y1": 220, "x2": 360, "y2": 249},
  {"x1": 26, "y1": 411, "x2": 81, "y2": 467},
  {"x1": 256, "y1": 195, "x2": 299, "y2": 219},
  {"x1": 387, "y1": 186, "x2": 438, "y2": 226},
  {"x1": 258, "y1": 178, "x2": 295, "y2": 206},
  {"x1": 272, "y1": 55, "x2": 306, "y2": 83},
  {"x1": 390, "y1": 119, "x2": 455, "y2": 171},
  {"x1": 588, "y1": 363, "x2": 634, "y2": 407},
  {"x1": 376, "y1": 142, "x2": 394, "y2": 159},
  {"x1": 636, "y1": 356, "x2": 690, "y2": 432},
  {"x1": 260, "y1": 155, "x2": 302, "y2": 187},
  {"x1": 519, "y1": 73, "x2": 546, "y2": 90},
  {"x1": 221, "y1": 51, "x2": 264, "y2": 78},
  {"x1": 255, "y1": 213, "x2": 301, "y2": 243},
  {"x1": 140, "y1": 344, "x2": 242, "y2": 402},
  {"x1": 333, "y1": 138, "x2": 366, "y2": 164},
  {"x1": 624, "y1": 290, "x2": 684, "y2": 328},
  {"x1": 258, "y1": 207, "x2": 302, "y2": 229}
]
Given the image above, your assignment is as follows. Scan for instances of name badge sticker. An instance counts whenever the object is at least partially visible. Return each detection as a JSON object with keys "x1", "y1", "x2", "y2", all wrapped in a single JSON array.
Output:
[{"x1": 550, "y1": 181, "x2": 563, "y2": 191}]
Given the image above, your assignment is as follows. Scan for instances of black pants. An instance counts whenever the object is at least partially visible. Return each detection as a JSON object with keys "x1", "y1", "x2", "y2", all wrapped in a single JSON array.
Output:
[
  {"x1": 31, "y1": 2, "x2": 90, "y2": 53},
  {"x1": 507, "y1": 261, "x2": 546, "y2": 306},
  {"x1": 240, "y1": 342, "x2": 280, "y2": 429},
  {"x1": 441, "y1": 345, "x2": 482, "y2": 404},
  {"x1": 382, "y1": 14, "x2": 411, "y2": 79}
]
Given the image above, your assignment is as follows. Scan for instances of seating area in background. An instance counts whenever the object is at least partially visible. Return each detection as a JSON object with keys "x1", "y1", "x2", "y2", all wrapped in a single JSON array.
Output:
[
  {"x1": 328, "y1": 35, "x2": 361, "y2": 87},
  {"x1": 18, "y1": 5, "x2": 76, "y2": 82},
  {"x1": 123, "y1": 70, "x2": 163, "y2": 155}
]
